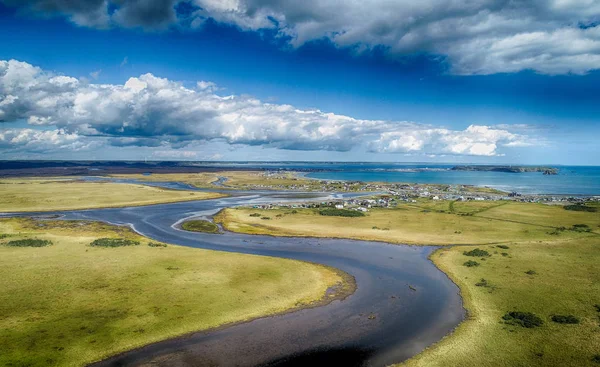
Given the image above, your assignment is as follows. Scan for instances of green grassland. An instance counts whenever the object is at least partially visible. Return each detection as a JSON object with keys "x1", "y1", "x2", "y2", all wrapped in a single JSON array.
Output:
[
  {"x1": 0, "y1": 218, "x2": 352, "y2": 367},
  {"x1": 215, "y1": 201, "x2": 600, "y2": 246},
  {"x1": 216, "y1": 199, "x2": 600, "y2": 366},
  {"x1": 0, "y1": 178, "x2": 224, "y2": 212},
  {"x1": 401, "y1": 237, "x2": 600, "y2": 367},
  {"x1": 181, "y1": 219, "x2": 220, "y2": 233}
]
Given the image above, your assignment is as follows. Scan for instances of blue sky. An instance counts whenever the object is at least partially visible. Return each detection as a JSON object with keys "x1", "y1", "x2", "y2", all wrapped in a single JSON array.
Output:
[{"x1": 1, "y1": 1, "x2": 599, "y2": 164}]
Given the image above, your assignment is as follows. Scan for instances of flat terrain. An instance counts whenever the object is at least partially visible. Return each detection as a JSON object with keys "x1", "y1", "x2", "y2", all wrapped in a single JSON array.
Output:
[
  {"x1": 215, "y1": 201, "x2": 600, "y2": 245},
  {"x1": 0, "y1": 178, "x2": 224, "y2": 212},
  {"x1": 402, "y1": 237, "x2": 600, "y2": 367},
  {"x1": 217, "y1": 200, "x2": 600, "y2": 366},
  {"x1": 0, "y1": 218, "x2": 351, "y2": 367}
]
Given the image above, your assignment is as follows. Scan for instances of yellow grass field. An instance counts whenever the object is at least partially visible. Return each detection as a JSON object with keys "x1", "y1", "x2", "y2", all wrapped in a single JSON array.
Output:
[
  {"x1": 0, "y1": 178, "x2": 224, "y2": 212},
  {"x1": 215, "y1": 201, "x2": 600, "y2": 246},
  {"x1": 0, "y1": 218, "x2": 352, "y2": 367}
]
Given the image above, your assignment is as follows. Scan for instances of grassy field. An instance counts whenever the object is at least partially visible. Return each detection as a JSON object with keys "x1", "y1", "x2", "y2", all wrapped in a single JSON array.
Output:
[
  {"x1": 216, "y1": 199, "x2": 600, "y2": 366},
  {"x1": 0, "y1": 218, "x2": 352, "y2": 367},
  {"x1": 0, "y1": 178, "x2": 224, "y2": 212},
  {"x1": 215, "y1": 201, "x2": 600, "y2": 246},
  {"x1": 181, "y1": 219, "x2": 220, "y2": 233},
  {"x1": 110, "y1": 171, "x2": 314, "y2": 190},
  {"x1": 401, "y1": 238, "x2": 600, "y2": 367}
]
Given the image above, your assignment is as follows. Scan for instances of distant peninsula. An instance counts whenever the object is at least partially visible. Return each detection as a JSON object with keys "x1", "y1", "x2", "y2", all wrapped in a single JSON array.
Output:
[{"x1": 451, "y1": 165, "x2": 559, "y2": 175}]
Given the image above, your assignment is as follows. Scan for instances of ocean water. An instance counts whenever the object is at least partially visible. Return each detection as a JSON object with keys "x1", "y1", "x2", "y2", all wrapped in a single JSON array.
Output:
[
  {"x1": 196, "y1": 162, "x2": 600, "y2": 195},
  {"x1": 299, "y1": 164, "x2": 600, "y2": 196}
]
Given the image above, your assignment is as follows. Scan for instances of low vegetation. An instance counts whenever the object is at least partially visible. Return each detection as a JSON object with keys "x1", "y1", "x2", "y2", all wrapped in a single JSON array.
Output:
[
  {"x1": 90, "y1": 238, "x2": 140, "y2": 247},
  {"x1": 318, "y1": 208, "x2": 366, "y2": 217},
  {"x1": 564, "y1": 205, "x2": 597, "y2": 212},
  {"x1": 0, "y1": 217, "x2": 352, "y2": 367},
  {"x1": 502, "y1": 311, "x2": 544, "y2": 328},
  {"x1": 463, "y1": 248, "x2": 490, "y2": 257},
  {"x1": 463, "y1": 260, "x2": 480, "y2": 267},
  {"x1": 0, "y1": 178, "x2": 224, "y2": 212},
  {"x1": 551, "y1": 315, "x2": 580, "y2": 324},
  {"x1": 181, "y1": 219, "x2": 220, "y2": 233},
  {"x1": 4, "y1": 238, "x2": 52, "y2": 247}
]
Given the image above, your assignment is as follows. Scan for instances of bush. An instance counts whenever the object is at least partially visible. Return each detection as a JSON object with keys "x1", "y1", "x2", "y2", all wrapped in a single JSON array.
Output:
[
  {"x1": 564, "y1": 205, "x2": 597, "y2": 212},
  {"x1": 502, "y1": 311, "x2": 544, "y2": 328},
  {"x1": 475, "y1": 278, "x2": 489, "y2": 287},
  {"x1": 570, "y1": 224, "x2": 591, "y2": 232},
  {"x1": 501, "y1": 252, "x2": 509, "y2": 257},
  {"x1": 5, "y1": 238, "x2": 52, "y2": 247},
  {"x1": 463, "y1": 248, "x2": 490, "y2": 257},
  {"x1": 148, "y1": 242, "x2": 167, "y2": 247},
  {"x1": 318, "y1": 208, "x2": 365, "y2": 217},
  {"x1": 594, "y1": 304, "x2": 600, "y2": 313},
  {"x1": 0, "y1": 234, "x2": 10, "y2": 239},
  {"x1": 463, "y1": 260, "x2": 480, "y2": 267},
  {"x1": 525, "y1": 270, "x2": 537, "y2": 275},
  {"x1": 497, "y1": 245, "x2": 510, "y2": 249},
  {"x1": 592, "y1": 355, "x2": 600, "y2": 364},
  {"x1": 551, "y1": 315, "x2": 580, "y2": 324},
  {"x1": 249, "y1": 213, "x2": 262, "y2": 217},
  {"x1": 90, "y1": 238, "x2": 139, "y2": 247}
]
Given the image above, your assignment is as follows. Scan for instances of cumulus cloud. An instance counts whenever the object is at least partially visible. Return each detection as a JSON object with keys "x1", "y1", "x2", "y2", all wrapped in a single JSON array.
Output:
[
  {"x1": 0, "y1": 59, "x2": 535, "y2": 156},
  {"x1": 5, "y1": 0, "x2": 599, "y2": 74},
  {"x1": 0, "y1": 128, "x2": 86, "y2": 153}
]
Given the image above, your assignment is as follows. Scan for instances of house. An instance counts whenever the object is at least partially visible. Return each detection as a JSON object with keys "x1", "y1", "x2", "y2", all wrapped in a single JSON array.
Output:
[
  {"x1": 432, "y1": 196, "x2": 440, "y2": 200},
  {"x1": 335, "y1": 204, "x2": 344, "y2": 209}
]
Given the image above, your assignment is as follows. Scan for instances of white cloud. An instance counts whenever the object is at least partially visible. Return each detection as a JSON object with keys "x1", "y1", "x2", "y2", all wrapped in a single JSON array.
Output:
[
  {"x1": 0, "y1": 59, "x2": 535, "y2": 156},
  {"x1": 191, "y1": 0, "x2": 600, "y2": 75},
  {"x1": 0, "y1": 128, "x2": 85, "y2": 152}
]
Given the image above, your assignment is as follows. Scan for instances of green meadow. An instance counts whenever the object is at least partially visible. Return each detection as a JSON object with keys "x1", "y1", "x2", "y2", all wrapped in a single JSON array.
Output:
[{"x1": 0, "y1": 218, "x2": 351, "y2": 367}]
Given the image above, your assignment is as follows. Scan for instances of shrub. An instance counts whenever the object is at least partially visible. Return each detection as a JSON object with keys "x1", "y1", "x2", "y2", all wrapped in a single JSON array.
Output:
[
  {"x1": 261, "y1": 216, "x2": 271, "y2": 220},
  {"x1": 0, "y1": 234, "x2": 10, "y2": 239},
  {"x1": 502, "y1": 311, "x2": 544, "y2": 328},
  {"x1": 5, "y1": 238, "x2": 52, "y2": 247},
  {"x1": 463, "y1": 260, "x2": 480, "y2": 267},
  {"x1": 501, "y1": 252, "x2": 509, "y2": 257},
  {"x1": 463, "y1": 248, "x2": 490, "y2": 257},
  {"x1": 148, "y1": 242, "x2": 167, "y2": 247},
  {"x1": 564, "y1": 205, "x2": 597, "y2": 212},
  {"x1": 551, "y1": 315, "x2": 580, "y2": 324},
  {"x1": 525, "y1": 270, "x2": 537, "y2": 275},
  {"x1": 592, "y1": 355, "x2": 600, "y2": 364},
  {"x1": 290, "y1": 210, "x2": 298, "y2": 214},
  {"x1": 570, "y1": 224, "x2": 591, "y2": 232},
  {"x1": 90, "y1": 238, "x2": 139, "y2": 247},
  {"x1": 249, "y1": 213, "x2": 261, "y2": 217},
  {"x1": 318, "y1": 208, "x2": 365, "y2": 217},
  {"x1": 497, "y1": 245, "x2": 510, "y2": 249},
  {"x1": 594, "y1": 304, "x2": 600, "y2": 313},
  {"x1": 475, "y1": 278, "x2": 489, "y2": 287}
]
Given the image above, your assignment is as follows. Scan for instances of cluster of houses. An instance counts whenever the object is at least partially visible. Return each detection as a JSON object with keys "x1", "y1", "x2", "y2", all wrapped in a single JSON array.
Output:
[{"x1": 253, "y1": 171, "x2": 600, "y2": 206}]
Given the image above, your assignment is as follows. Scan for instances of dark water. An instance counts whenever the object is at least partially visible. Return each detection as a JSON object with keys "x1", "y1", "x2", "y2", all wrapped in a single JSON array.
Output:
[{"x1": 10, "y1": 189, "x2": 464, "y2": 367}]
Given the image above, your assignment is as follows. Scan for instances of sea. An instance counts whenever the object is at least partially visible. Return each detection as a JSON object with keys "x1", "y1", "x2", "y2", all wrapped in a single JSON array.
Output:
[{"x1": 202, "y1": 162, "x2": 600, "y2": 196}]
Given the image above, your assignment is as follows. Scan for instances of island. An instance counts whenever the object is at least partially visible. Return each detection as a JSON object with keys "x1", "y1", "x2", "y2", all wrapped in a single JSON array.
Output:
[{"x1": 451, "y1": 165, "x2": 559, "y2": 175}]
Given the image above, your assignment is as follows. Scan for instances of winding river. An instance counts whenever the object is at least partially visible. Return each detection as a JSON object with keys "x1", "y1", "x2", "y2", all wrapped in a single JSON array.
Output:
[{"x1": 6, "y1": 181, "x2": 465, "y2": 367}]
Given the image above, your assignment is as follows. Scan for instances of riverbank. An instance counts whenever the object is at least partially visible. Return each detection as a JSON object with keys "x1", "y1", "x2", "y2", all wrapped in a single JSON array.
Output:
[
  {"x1": 0, "y1": 217, "x2": 352, "y2": 367},
  {"x1": 0, "y1": 178, "x2": 225, "y2": 213}
]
